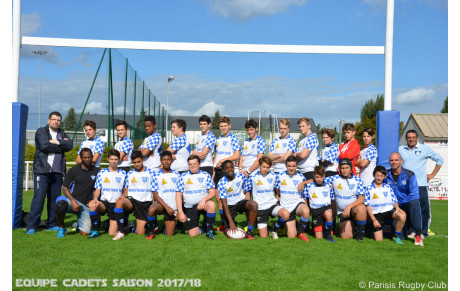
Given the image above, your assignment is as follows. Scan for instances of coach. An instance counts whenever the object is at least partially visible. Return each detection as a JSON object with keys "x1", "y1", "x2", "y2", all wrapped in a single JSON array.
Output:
[
  {"x1": 26, "y1": 112, "x2": 73, "y2": 234},
  {"x1": 399, "y1": 130, "x2": 443, "y2": 238}
]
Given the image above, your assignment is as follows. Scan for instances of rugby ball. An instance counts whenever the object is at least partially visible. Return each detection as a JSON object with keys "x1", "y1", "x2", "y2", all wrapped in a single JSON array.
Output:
[{"x1": 225, "y1": 228, "x2": 247, "y2": 239}]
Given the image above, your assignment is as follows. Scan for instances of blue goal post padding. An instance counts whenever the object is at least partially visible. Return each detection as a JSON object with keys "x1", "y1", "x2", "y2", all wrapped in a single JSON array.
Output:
[
  {"x1": 12, "y1": 102, "x2": 29, "y2": 229},
  {"x1": 376, "y1": 110, "x2": 400, "y2": 170}
]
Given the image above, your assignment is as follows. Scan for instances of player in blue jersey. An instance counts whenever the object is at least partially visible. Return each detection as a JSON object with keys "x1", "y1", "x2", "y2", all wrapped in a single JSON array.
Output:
[
  {"x1": 294, "y1": 117, "x2": 319, "y2": 184},
  {"x1": 303, "y1": 165, "x2": 335, "y2": 242},
  {"x1": 166, "y1": 119, "x2": 191, "y2": 174},
  {"x1": 324, "y1": 158, "x2": 367, "y2": 241},
  {"x1": 244, "y1": 157, "x2": 289, "y2": 239},
  {"x1": 112, "y1": 151, "x2": 156, "y2": 240},
  {"x1": 88, "y1": 149, "x2": 126, "y2": 238},
  {"x1": 114, "y1": 120, "x2": 134, "y2": 173},
  {"x1": 139, "y1": 115, "x2": 162, "y2": 171},
  {"x1": 145, "y1": 151, "x2": 182, "y2": 238},
  {"x1": 176, "y1": 155, "x2": 217, "y2": 240},
  {"x1": 274, "y1": 156, "x2": 311, "y2": 242},
  {"x1": 192, "y1": 115, "x2": 216, "y2": 177},
  {"x1": 365, "y1": 166, "x2": 406, "y2": 244},
  {"x1": 356, "y1": 128, "x2": 378, "y2": 187},
  {"x1": 268, "y1": 118, "x2": 296, "y2": 174},
  {"x1": 239, "y1": 119, "x2": 266, "y2": 178},
  {"x1": 218, "y1": 160, "x2": 258, "y2": 239},
  {"x1": 76, "y1": 120, "x2": 105, "y2": 167}
]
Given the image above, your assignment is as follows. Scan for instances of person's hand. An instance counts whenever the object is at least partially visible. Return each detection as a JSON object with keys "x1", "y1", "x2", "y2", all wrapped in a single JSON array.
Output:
[
  {"x1": 88, "y1": 199, "x2": 98, "y2": 209},
  {"x1": 228, "y1": 221, "x2": 237, "y2": 232},
  {"x1": 342, "y1": 206, "x2": 351, "y2": 218},
  {"x1": 297, "y1": 183, "x2": 305, "y2": 192},
  {"x1": 71, "y1": 200, "x2": 80, "y2": 212},
  {"x1": 49, "y1": 139, "x2": 58, "y2": 144},
  {"x1": 427, "y1": 173, "x2": 435, "y2": 182},
  {"x1": 197, "y1": 199, "x2": 206, "y2": 211},
  {"x1": 165, "y1": 206, "x2": 175, "y2": 216},
  {"x1": 216, "y1": 161, "x2": 223, "y2": 169},
  {"x1": 178, "y1": 212, "x2": 187, "y2": 223},
  {"x1": 372, "y1": 219, "x2": 381, "y2": 229},
  {"x1": 240, "y1": 170, "x2": 249, "y2": 178},
  {"x1": 122, "y1": 156, "x2": 128, "y2": 161}
]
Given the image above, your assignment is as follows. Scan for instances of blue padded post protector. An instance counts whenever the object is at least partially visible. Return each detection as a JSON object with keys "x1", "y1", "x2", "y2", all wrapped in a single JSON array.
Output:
[
  {"x1": 376, "y1": 110, "x2": 400, "y2": 170},
  {"x1": 12, "y1": 102, "x2": 29, "y2": 229}
]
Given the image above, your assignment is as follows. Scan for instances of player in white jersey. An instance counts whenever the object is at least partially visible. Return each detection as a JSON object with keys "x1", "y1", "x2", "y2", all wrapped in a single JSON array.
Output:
[
  {"x1": 268, "y1": 118, "x2": 296, "y2": 173},
  {"x1": 218, "y1": 160, "x2": 258, "y2": 239},
  {"x1": 114, "y1": 120, "x2": 134, "y2": 173},
  {"x1": 274, "y1": 156, "x2": 311, "y2": 242},
  {"x1": 139, "y1": 116, "x2": 162, "y2": 171},
  {"x1": 113, "y1": 151, "x2": 156, "y2": 240},
  {"x1": 356, "y1": 128, "x2": 378, "y2": 187},
  {"x1": 77, "y1": 120, "x2": 105, "y2": 167},
  {"x1": 88, "y1": 149, "x2": 126, "y2": 238},
  {"x1": 303, "y1": 166, "x2": 335, "y2": 242},
  {"x1": 239, "y1": 119, "x2": 266, "y2": 177},
  {"x1": 176, "y1": 155, "x2": 217, "y2": 240},
  {"x1": 145, "y1": 151, "x2": 181, "y2": 238},
  {"x1": 212, "y1": 116, "x2": 240, "y2": 231},
  {"x1": 244, "y1": 157, "x2": 289, "y2": 239},
  {"x1": 166, "y1": 119, "x2": 191, "y2": 173},
  {"x1": 294, "y1": 117, "x2": 319, "y2": 184},
  {"x1": 324, "y1": 158, "x2": 367, "y2": 241},
  {"x1": 319, "y1": 128, "x2": 339, "y2": 177},
  {"x1": 192, "y1": 115, "x2": 216, "y2": 177},
  {"x1": 365, "y1": 166, "x2": 406, "y2": 244}
]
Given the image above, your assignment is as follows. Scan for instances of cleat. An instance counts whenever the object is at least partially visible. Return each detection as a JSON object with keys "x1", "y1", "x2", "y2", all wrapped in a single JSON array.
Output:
[
  {"x1": 48, "y1": 226, "x2": 59, "y2": 231},
  {"x1": 357, "y1": 236, "x2": 365, "y2": 242},
  {"x1": 269, "y1": 231, "x2": 279, "y2": 240},
  {"x1": 145, "y1": 232, "x2": 155, "y2": 240},
  {"x1": 421, "y1": 234, "x2": 426, "y2": 240},
  {"x1": 153, "y1": 226, "x2": 162, "y2": 234},
  {"x1": 88, "y1": 230, "x2": 100, "y2": 239},
  {"x1": 246, "y1": 232, "x2": 256, "y2": 240},
  {"x1": 298, "y1": 233, "x2": 310, "y2": 242},
  {"x1": 414, "y1": 235, "x2": 424, "y2": 246},
  {"x1": 56, "y1": 227, "x2": 67, "y2": 238},
  {"x1": 393, "y1": 237, "x2": 404, "y2": 245},
  {"x1": 407, "y1": 232, "x2": 416, "y2": 239},
  {"x1": 217, "y1": 225, "x2": 225, "y2": 233},
  {"x1": 113, "y1": 231, "x2": 125, "y2": 240},
  {"x1": 326, "y1": 236, "x2": 336, "y2": 243},
  {"x1": 26, "y1": 229, "x2": 35, "y2": 235},
  {"x1": 206, "y1": 231, "x2": 215, "y2": 240},
  {"x1": 428, "y1": 229, "x2": 437, "y2": 236}
]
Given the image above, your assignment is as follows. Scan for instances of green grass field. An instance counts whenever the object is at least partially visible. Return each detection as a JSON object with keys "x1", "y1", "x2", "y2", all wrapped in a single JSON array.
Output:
[{"x1": 13, "y1": 191, "x2": 448, "y2": 290}]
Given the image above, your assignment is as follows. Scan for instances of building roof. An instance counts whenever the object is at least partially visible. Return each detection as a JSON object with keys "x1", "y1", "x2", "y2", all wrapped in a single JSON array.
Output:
[{"x1": 404, "y1": 113, "x2": 448, "y2": 141}]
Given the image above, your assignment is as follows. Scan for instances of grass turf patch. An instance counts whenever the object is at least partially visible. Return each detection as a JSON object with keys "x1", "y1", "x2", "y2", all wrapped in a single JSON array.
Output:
[{"x1": 13, "y1": 191, "x2": 448, "y2": 290}]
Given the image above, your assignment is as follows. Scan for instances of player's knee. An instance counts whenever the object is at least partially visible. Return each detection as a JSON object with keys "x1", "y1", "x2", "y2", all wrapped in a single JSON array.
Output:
[
  {"x1": 280, "y1": 209, "x2": 289, "y2": 221},
  {"x1": 55, "y1": 197, "x2": 68, "y2": 215},
  {"x1": 205, "y1": 200, "x2": 216, "y2": 212},
  {"x1": 247, "y1": 201, "x2": 258, "y2": 211},
  {"x1": 324, "y1": 210, "x2": 332, "y2": 220}
]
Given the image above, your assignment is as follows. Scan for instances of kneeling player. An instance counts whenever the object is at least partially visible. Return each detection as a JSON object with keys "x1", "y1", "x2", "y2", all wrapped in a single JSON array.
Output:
[
  {"x1": 304, "y1": 165, "x2": 335, "y2": 242},
  {"x1": 244, "y1": 157, "x2": 289, "y2": 239},
  {"x1": 365, "y1": 166, "x2": 406, "y2": 244},
  {"x1": 218, "y1": 160, "x2": 258, "y2": 239},
  {"x1": 176, "y1": 155, "x2": 217, "y2": 240},
  {"x1": 274, "y1": 156, "x2": 311, "y2": 242},
  {"x1": 145, "y1": 151, "x2": 181, "y2": 238},
  {"x1": 88, "y1": 149, "x2": 127, "y2": 238},
  {"x1": 325, "y1": 158, "x2": 367, "y2": 241},
  {"x1": 113, "y1": 151, "x2": 156, "y2": 240}
]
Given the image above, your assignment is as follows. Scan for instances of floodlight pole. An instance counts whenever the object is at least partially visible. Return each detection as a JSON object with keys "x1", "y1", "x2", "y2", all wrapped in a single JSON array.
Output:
[
  {"x1": 165, "y1": 76, "x2": 175, "y2": 143},
  {"x1": 384, "y1": 0, "x2": 394, "y2": 110},
  {"x1": 33, "y1": 50, "x2": 47, "y2": 128}
]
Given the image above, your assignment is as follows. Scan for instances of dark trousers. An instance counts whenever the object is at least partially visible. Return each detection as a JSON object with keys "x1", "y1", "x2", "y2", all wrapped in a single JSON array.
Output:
[
  {"x1": 400, "y1": 199, "x2": 422, "y2": 236},
  {"x1": 27, "y1": 173, "x2": 63, "y2": 230},
  {"x1": 419, "y1": 186, "x2": 431, "y2": 236}
]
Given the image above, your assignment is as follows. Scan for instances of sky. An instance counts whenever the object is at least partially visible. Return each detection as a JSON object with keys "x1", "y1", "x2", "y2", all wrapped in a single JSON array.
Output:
[{"x1": 17, "y1": 0, "x2": 448, "y2": 129}]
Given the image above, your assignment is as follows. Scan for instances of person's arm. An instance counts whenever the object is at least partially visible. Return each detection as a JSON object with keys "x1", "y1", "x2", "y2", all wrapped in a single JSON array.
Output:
[
  {"x1": 62, "y1": 186, "x2": 80, "y2": 212},
  {"x1": 221, "y1": 198, "x2": 236, "y2": 230},
  {"x1": 426, "y1": 145, "x2": 444, "y2": 182},
  {"x1": 176, "y1": 191, "x2": 187, "y2": 223},
  {"x1": 274, "y1": 188, "x2": 281, "y2": 202},
  {"x1": 295, "y1": 148, "x2": 311, "y2": 161},
  {"x1": 58, "y1": 130, "x2": 74, "y2": 151},
  {"x1": 197, "y1": 176, "x2": 217, "y2": 210},
  {"x1": 343, "y1": 196, "x2": 365, "y2": 218},
  {"x1": 92, "y1": 153, "x2": 101, "y2": 165},
  {"x1": 153, "y1": 192, "x2": 175, "y2": 216},
  {"x1": 35, "y1": 128, "x2": 63, "y2": 153},
  {"x1": 238, "y1": 153, "x2": 244, "y2": 172}
]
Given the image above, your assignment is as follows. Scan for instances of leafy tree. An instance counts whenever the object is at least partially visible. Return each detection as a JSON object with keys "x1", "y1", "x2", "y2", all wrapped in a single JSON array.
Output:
[
  {"x1": 62, "y1": 107, "x2": 78, "y2": 131},
  {"x1": 211, "y1": 110, "x2": 221, "y2": 130},
  {"x1": 134, "y1": 109, "x2": 147, "y2": 140},
  {"x1": 360, "y1": 94, "x2": 384, "y2": 121},
  {"x1": 441, "y1": 96, "x2": 448, "y2": 113}
]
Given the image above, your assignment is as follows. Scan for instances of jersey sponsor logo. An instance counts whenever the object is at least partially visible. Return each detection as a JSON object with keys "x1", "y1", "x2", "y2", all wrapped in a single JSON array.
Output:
[
  {"x1": 216, "y1": 142, "x2": 219, "y2": 147},
  {"x1": 322, "y1": 191, "x2": 329, "y2": 197},
  {"x1": 162, "y1": 179, "x2": 168, "y2": 185},
  {"x1": 383, "y1": 191, "x2": 388, "y2": 198},
  {"x1": 197, "y1": 140, "x2": 200, "y2": 145},
  {"x1": 312, "y1": 192, "x2": 318, "y2": 198},
  {"x1": 337, "y1": 183, "x2": 343, "y2": 190},
  {"x1": 131, "y1": 177, "x2": 138, "y2": 183},
  {"x1": 256, "y1": 180, "x2": 263, "y2": 186},
  {"x1": 349, "y1": 184, "x2": 356, "y2": 190},
  {"x1": 372, "y1": 193, "x2": 379, "y2": 199},
  {"x1": 91, "y1": 175, "x2": 96, "y2": 180},
  {"x1": 186, "y1": 178, "x2": 193, "y2": 185},
  {"x1": 281, "y1": 179, "x2": 287, "y2": 186},
  {"x1": 267, "y1": 178, "x2": 273, "y2": 184},
  {"x1": 103, "y1": 177, "x2": 111, "y2": 183},
  {"x1": 228, "y1": 187, "x2": 234, "y2": 192},
  {"x1": 115, "y1": 177, "x2": 122, "y2": 183},
  {"x1": 244, "y1": 144, "x2": 248, "y2": 150},
  {"x1": 142, "y1": 176, "x2": 148, "y2": 183},
  {"x1": 275, "y1": 144, "x2": 280, "y2": 149}
]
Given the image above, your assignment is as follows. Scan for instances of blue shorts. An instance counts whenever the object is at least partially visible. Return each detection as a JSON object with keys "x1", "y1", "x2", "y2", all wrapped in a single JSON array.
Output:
[{"x1": 66, "y1": 199, "x2": 91, "y2": 234}]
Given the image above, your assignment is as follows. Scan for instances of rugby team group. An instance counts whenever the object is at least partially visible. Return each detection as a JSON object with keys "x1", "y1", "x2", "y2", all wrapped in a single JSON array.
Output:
[{"x1": 26, "y1": 111, "x2": 444, "y2": 246}]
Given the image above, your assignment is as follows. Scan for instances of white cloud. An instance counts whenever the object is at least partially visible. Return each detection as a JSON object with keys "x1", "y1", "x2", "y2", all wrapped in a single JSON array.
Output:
[
  {"x1": 21, "y1": 13, "x2": 42, "y2": 35},
  {"x1": 206, "y1": 0, "x2": 308, "y2": 22},
  {"x1": 395, "y1": 87, "x2": 436, "y2": 104},
  {"x1": 83, "y1": 101, "x2": 104, "y2": 113},
  {"x1": 114, "y1": 106, "x2": 132, "y2": 115},
  {"x1": 193, "y1": 101, "x2": 225, "y2": 116}
]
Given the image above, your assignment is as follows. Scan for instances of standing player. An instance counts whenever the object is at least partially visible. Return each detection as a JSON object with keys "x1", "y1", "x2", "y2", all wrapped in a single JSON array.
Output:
[
  {"x1": 76, "y1": 120, "x2": 105, "y2": 167},
  {"x1": 114, "y1": 120, "x2": 134, "y2": 173},
  {"x1": 274, "y1": 156, "x2": 311, "y2": 242},
  {"x1": 244, "y1": 157, "x2": 289, "y2": 239},
  {"x1": 324, "y1": 158, "x2": 367, "y2": 241},
  {"x1": 88, "y1": 149, "x2": 126, "y2": 238},
  {"x1": 213, "y1": 116, "x2": 240, "y2": 231},
  {"x1": 318, "y1": 128, "x2": 339, "y2": 177},
  {"x1": 239, "y1": 119, "x2": 266, "y2": 177},
  {"x1": 192, "y1": 115, "x2": 216, "y2": 177},
  {"x1": 218, "y1": 160, "x2": 258, "y2": 239},
  {"x1": 303, "y1": 165, "x2": 335, "y2": 242},
  {"x1": 112, "y1": 151, "x2": 156, "y2": 240},
  {"x1": 356, "y1": 128, "x2": 377, "y2": 187},
  {"x1": 139, "y1": 115, "x2": 162, "y2": 171},
  {"x1": 268, "y1": 118, "x2": 296, "y2": 174},
  {"x1": 176, "y1": 155, "x2": 217, "y2": 240},
  {"x1": 365, "y1": 166, "x2": 406, "y2": 244},
  {"x1": 55, "y1": 148, "x2": 100, "y2": 237},
  {"x1": 338, "y1": 123, "x2": 360, "y2": 176},
  {"x1": 166, "y1": 119, "x2": 191, "y2": 174},
  {"x1": 145, "y1": 151, "x2": 181, "y2": 238},
  {"x1": 293, "y1": 117, "x2": 319, "y2": 184}
]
